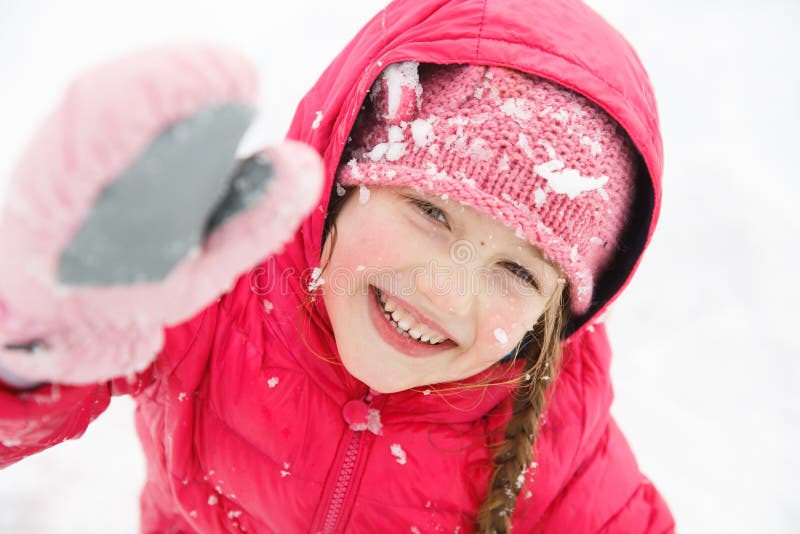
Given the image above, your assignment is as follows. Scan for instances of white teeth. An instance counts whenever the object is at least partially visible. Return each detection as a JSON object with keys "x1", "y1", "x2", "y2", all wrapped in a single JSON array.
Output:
[
  {"x1": 375, "y1": 287, "x2": 448, "y2": 345},
  {"x1": 389, "y1": 317, "x2": 443, "y2": 345}
]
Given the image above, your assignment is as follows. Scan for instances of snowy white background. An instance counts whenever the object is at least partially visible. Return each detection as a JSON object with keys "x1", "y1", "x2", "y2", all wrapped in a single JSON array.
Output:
[{"x1": 0, "y1": 1, "x2": 797, "y2": 532}]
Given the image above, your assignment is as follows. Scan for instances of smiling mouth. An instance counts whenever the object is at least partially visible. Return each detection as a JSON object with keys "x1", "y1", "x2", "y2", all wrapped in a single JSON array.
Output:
[{"x1": 373, "y1": 286, "x2": 454, "y2": 347}]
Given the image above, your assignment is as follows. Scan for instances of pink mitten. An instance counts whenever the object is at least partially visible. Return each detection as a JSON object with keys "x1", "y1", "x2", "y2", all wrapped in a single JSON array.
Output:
[{"x1": 0, "y1": 43, "x2": 324, "y2": 386}]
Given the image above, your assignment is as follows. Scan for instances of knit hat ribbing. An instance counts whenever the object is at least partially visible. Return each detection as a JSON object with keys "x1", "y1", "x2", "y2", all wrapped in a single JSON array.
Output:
[{"x1": 336, "y1": 62, "x2": 638, "y2": 316}]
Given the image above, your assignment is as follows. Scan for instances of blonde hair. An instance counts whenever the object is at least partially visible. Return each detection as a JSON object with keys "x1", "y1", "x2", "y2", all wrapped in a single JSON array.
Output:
[
  {"x1": 474, "y1": 280, "x2": 568, "y2": 533},
  {"x1": 314, "y1": 184, "x2": 570, "y2": 532}
]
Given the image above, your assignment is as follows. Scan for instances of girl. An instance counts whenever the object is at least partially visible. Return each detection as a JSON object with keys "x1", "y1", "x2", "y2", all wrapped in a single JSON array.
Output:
[{"x1": 0, "y1": 0, "x2": 674, "y2": 532}]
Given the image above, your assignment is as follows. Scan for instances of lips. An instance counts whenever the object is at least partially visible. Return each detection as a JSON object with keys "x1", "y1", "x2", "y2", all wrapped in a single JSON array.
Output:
[{"x1": 367, "y1": 284, "x2": 457, "y2": 358}]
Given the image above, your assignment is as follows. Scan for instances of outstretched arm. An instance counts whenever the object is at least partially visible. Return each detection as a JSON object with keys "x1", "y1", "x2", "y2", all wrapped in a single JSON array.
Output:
[{"x1": 0, "y1": 43, "x2": 323, "y2": 466}]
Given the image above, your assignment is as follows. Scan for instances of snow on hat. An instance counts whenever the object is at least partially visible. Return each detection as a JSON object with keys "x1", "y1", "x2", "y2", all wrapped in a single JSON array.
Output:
[{"x1": 336, "y1": 62, "x2": 638, "y2": 316}]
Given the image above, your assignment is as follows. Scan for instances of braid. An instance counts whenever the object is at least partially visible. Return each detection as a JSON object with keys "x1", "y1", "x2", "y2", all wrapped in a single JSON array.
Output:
[{"x1": 475, "y1": 283, "x2": 569, "y2": 534}]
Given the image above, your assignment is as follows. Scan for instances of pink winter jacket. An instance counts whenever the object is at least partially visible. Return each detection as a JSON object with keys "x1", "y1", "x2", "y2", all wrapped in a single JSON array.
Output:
[{"x1": 0, "y1": 0, "x2": 674, "y2": 532}]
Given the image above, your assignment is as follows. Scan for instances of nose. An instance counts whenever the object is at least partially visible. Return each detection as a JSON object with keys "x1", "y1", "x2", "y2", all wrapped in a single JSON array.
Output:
[{"x1": 410, "y1": 252, "x2": 476, "y2": 318}]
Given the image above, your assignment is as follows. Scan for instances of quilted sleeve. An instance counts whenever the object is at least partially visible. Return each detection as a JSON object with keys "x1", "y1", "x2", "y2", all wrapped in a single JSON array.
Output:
[
  {"x1": 595, "y1": 419, "x2": 674, "y2": 533},
  {"x1": 0, "y1": 303, "x2": 213, "y2": 470},
  {"x1": 533, "y1": 416, "x2": 676, "y2": 533}
]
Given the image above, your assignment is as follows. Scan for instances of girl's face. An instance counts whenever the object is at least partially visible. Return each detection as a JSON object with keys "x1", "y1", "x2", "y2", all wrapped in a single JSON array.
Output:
[{"x1": 320, "y1": 186, "x2": 562, "y2": 394}]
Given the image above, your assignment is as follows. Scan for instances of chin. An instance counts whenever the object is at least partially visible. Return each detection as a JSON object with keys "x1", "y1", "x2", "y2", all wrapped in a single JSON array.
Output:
[
  {"x1": 342, "y1": 357, "x2": 413, "y2": 394},
  {"x1": 351, "y1": 367, "x2": 407, "y2": 394},
  {"x1": 363, "y1": 383, "x2": 399, "y2": 394}
]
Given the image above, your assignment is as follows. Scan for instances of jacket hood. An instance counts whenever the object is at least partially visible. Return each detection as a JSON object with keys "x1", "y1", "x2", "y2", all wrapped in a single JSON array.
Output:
[
  {"x1": 287, "y1": 0, "x2": 662, "y2": 339},
  {"x1": 276, "y1": 0, "x2": 662, "y2": 423}
]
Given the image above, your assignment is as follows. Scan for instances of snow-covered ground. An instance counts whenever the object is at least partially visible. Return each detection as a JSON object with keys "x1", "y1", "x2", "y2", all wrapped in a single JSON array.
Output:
[{"x1": 0, "y1": 1, "x2": 797, "y2": 532}]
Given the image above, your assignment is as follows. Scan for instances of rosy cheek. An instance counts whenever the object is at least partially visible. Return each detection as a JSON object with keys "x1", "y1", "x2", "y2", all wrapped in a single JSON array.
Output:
[
  {"x1": 332, "y1": 210, "x2": 413, "y2": 281},
  {"x1": 480, "y1": 301, "x2": 536, "y2": 355},
  {"x1": 337, "y1": 231, "x2": 385, "y2": 268}
]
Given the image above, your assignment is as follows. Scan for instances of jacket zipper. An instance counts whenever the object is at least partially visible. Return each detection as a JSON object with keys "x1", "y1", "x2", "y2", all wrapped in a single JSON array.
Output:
[
  {"x1": 319, "y1": 387, "x2": 378, "y2": 534},
  {"x1": 320, "y1": 429, "x2": 363, "y2": 534}
]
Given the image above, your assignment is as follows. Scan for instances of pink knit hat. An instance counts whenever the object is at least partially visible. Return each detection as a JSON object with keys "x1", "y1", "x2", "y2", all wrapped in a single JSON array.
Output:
[{"x1": 336, "y1": 63, "x2": 638, "y2": 316}]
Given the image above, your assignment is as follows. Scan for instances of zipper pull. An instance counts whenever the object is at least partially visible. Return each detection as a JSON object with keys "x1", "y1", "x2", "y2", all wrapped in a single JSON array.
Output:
[{"x1": 342, "y1": 388, "x2": 384, "y2": 435}]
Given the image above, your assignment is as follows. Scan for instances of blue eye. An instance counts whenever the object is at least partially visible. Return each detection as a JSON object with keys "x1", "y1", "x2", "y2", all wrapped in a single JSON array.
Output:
[
  {"x1": 409, "y1": 198, "x2": 450, "y2": 229},
  {"x1": 500, "y1": 261, "x2": 539, "y2": 291}
]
